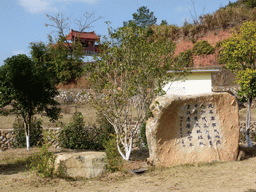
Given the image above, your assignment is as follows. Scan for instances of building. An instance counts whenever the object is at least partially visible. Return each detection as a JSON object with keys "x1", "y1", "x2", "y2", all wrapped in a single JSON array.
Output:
[
  {"x1": 163, "y1": 68, "x2": 220, "y2": 95},
  {"x1": 66, "y1": 29, "x2": 100, "y2": 56},
  {"x1": 164, "y1": 30, "x2": 237, "y2": 96}
]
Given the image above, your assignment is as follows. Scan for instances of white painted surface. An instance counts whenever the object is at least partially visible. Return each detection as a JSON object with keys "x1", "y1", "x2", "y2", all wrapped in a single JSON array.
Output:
[{"x1": 163, "y1": 72, "x2": 212, "y2": 95}]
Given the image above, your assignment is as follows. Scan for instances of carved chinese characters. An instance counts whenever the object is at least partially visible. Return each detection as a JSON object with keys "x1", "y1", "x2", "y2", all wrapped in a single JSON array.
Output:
[
  {"x1": 179, "y1": 103, "x2": 222, "y2": 149},
  {"x1": 146, "y1": 93, "x2": 239, "y2": 167}
]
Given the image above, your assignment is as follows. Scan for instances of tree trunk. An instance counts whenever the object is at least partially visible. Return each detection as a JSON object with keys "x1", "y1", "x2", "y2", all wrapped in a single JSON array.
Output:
[
  {"x1": 116, "y1": 133, "x2": 133, "y2": 161},
  {"x1": 246, "y1": 96, "x2": 253, "y2": 147},
  {"x1": 24, "y1": 119, "x2": 30, "y2": 151},
  {"x1": 26, "y1": 133, "x2": 30, "y2": 151}
]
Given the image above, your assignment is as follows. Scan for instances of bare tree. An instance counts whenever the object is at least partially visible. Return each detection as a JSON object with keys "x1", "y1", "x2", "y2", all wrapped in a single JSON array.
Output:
[
  {"x1": 74, "y1": 12, "x2": 102, "y2": 32},
  {"x1": 45, "y1": 12, "x2": 102, "y2": 51},
  {"x1": 187, "y1": 0, "x2": 205, "y2": 24}
]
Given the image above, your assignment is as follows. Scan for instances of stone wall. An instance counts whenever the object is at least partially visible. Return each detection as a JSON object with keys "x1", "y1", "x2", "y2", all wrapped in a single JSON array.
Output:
[
  {"x1": 1, "y1": 120, "x2": 255, "y2": 151},
  {"x1": 56, "y1": 90, "x2": 90, "y2": 104},
  {"x1": 239, "y1": 122, "x2": 256, "y2": 143},
  {"x1": 0, "y1": 128, "x2": 60, "y2": 151},
  {"x1": 0, "y1": 129, "x2": 13, "y2": 150},
  {"x1": 0, "y1": 126, "x2": 141, "y2": 151},
  {"x1": 56, "y1": 89, "x2": 142, "y2": 106}
]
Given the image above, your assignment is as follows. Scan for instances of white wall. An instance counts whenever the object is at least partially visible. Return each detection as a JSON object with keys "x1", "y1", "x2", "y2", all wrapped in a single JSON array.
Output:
[{"x1": 163, "y1": 72, "x2": 212, "y2": 95}]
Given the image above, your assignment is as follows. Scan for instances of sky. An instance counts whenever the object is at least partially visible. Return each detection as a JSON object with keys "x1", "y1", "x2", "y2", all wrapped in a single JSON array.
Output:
[{"x1": 0, "y1": 0, "x2": 236, "y2": 66}]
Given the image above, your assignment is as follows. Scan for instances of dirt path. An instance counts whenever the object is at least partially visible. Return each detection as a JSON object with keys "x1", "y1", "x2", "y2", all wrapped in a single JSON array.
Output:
[{"x1": 1, "y1": 155, "x2": 256, "y2": 192}]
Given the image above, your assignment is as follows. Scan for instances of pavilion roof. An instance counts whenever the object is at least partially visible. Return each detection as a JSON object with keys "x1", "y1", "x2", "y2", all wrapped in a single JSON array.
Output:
[{"x1": 66, "y1": 29, "x2": 100, "y2": 41}]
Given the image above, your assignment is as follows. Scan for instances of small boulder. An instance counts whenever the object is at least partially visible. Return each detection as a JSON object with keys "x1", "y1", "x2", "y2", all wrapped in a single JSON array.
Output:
[{"x1": 55, "y1": 151, "x2": 106, "y2": 179}]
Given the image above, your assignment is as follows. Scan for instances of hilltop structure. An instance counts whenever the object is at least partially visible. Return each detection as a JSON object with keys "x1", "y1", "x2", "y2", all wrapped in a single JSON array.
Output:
[{"x1": 66, "y1": 29, "x2": 100, "y2": 56}]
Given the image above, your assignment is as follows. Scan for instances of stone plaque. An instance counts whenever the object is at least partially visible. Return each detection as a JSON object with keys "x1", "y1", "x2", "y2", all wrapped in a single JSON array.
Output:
[{"x1": 146, "y1": 92, "x2": 239, "y2": 166}]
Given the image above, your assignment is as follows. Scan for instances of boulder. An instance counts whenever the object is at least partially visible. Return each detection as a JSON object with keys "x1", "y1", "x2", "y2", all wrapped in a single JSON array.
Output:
[
  {"x1": 55, "y1": 151, "x2": 106, "y2": 178},
  {"x1": 146, "y1": 92, "x2": 239, "y2": 166}
]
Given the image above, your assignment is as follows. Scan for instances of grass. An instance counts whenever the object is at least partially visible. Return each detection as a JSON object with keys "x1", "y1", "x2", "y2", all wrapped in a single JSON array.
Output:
[
  {"x1": 0, "y1": 148, "x2": 40, "y2": 174},
  {"x1": 0, "y1": 103, "x2": 97, "y2": 129},
  {"x1": 239, "y1": 108, "x2": 256, "y2": 122},
  {"x1": 0, "y1": 103, "x2": 251, "y2": 129}
]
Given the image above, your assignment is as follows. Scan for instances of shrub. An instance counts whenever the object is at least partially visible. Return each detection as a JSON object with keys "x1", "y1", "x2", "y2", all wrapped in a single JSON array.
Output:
[
  {"x1": 12, "y1": 117, "x2": 43, "y2": 148},
  {"x1": 58, "y1": 111, "x2": 88, "y2": 149},
  {"x1": 217, "y1": 39, "x2": 230, "y2": 64},
  {"x1": 29, "y1": 144, "x2": 56, "y2": 178},
  {"x1": 167, "y1": 25, "x2": 180, "y2": 40},
  {"x1": 192, "y1": 40, "x2": 215, "y2": 56},
  {"x1": 201, "y1": 14, "x2": 217, "y2": 30},
  {"x1": 139, "y1": 122, "x2": 148, "y2": 149},
  {"x1": 181, "y1": 21, "x2": 193, "y2": 37},
  {"x1": 103, "y1": 135, "x2": 123, "y2": 172},
  {"x1": 174, "y1": 49, "x2": 194, "y2": 67},
  {"x1": 241, "y1": 0, "x2": 256, "y2": 8},
  {"x1": 58, "y1": 110, "x2": 115, "y2": 150},
  {"x1": 29, "y1": 132, "x2": 67, "y2": 178},
  {"x1": 90, "y1": 112, "x2": 115, "y2": 150}
]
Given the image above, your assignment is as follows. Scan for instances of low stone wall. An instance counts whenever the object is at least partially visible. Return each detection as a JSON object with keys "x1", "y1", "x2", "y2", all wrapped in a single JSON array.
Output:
[
  {"x1": 0, "y1": 126, "x2": 141, "y2": 151},
  {"x1": 0, "y1": 129, "x2": 13, "y2": 150},
  {"x1": 56, "y1": 90, "x2": 90, "y2": 104},
  {"x1": 0, "y1": 128, "x2": 60, "y2": 151},
  {"x1": 56, "y1": 89, "x2": 142, "y2": 106},
  {"x1": 239, "y1": 122, "x2": 256, "y2": 143},
  {"x1": 1, "y1": 122, "x2": 254, "y2": 151},
  {"x1": 44, "y1": 128, "x2": 61, "y2": 149}
]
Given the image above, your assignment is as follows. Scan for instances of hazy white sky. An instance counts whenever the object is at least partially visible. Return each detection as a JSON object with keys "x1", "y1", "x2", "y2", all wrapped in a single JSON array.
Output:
[{"x1": 0, "y1": 0, "x2": 236, "y2": 65}]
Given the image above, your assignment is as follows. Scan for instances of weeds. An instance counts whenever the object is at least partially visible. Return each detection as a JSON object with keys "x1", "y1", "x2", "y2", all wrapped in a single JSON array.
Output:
[
  {"x1": 29, "y1": 144, "x2": 56, "y2": 178},
  {"x1": 28, "y1": 130, "x2": 67, "y2": 178},
  {"x1": 103, "y1": 135, "x2": 123, "y2": 172}
]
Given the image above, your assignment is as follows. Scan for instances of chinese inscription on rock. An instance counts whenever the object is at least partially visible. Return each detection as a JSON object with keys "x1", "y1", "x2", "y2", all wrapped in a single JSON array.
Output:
[{"x1": 179, "y1": 103, "x2": 222, "y2": 148}]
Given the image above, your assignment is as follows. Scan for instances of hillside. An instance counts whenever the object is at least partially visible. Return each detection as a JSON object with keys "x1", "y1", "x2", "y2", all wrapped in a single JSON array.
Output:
[{"x1": 59, "y1": 0, "x2": 256, "y2": 90}]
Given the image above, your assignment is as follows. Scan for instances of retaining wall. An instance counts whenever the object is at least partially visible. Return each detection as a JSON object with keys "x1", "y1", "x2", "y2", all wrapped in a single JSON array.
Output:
[
  {"x1": 0, "y1": 122, "x2": 255, "y2": 151},
  {"x1": 0, "y1": 126, "x2": 141, "y2": 151},
  {"x1": 0, "y1": 128, "x2": 60, "y2": 151}
]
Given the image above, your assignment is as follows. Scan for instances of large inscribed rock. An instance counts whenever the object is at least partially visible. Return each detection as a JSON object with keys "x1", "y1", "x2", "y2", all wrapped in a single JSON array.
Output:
[{"x1": 146, "y1": 92, "x2": 239, "y2": 166}]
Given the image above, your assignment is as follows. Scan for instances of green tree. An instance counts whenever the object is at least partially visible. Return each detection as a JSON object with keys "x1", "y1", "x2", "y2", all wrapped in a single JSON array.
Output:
[
  {"x1": 30, "y1": 36, "x2": 84, "y2": 85},
  {"x1": 41, "y1": 12, "x2": 101, "y2": 84},
  {"x1": 86, "y1": 24, "x2": 184, "y2": 160},
  {"x1": 160, "y1": 19, "x2": 168, "y2": 26},
  {"x1": 220, "y1": 21, "x2": 256, "y2": 147},
  {"x1": 0, "y1": 54, "x2": 61, "y2": 150},
  {"x1": 123, "y1": 6, "x2": 157, "y2": 28}
]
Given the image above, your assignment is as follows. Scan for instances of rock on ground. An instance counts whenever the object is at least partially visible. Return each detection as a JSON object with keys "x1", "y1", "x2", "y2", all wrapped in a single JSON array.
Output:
[{"x1": 55, "y1": 151, "x2": 106, "y2": 178}]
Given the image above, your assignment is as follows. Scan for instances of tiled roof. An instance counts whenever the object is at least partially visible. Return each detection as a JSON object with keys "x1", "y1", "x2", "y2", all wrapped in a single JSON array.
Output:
[{"x1": 66, "y1": 29, "x2": 100, "y2": 40}]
